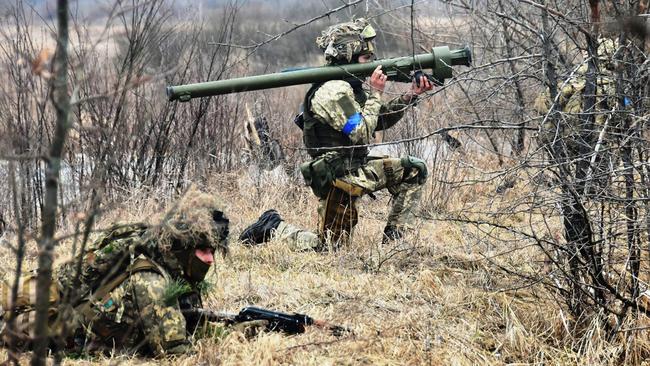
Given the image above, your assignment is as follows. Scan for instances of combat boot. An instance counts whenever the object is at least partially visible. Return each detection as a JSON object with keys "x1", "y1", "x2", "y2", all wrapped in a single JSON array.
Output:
[
  {"x1": 239, "y1": 209, "x2": 283, "y2": 245},
  {"x1": 382, "y1": 225, "x2": 404, "y2": 244}
]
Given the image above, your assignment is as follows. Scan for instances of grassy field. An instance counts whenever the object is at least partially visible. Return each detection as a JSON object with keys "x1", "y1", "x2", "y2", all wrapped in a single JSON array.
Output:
[
  {"x1": 4, "y1": 0, "x2": 650, "y2": 364},
  {"x1": 3, "y1": 162, "x2": 644, "y2": 366}
]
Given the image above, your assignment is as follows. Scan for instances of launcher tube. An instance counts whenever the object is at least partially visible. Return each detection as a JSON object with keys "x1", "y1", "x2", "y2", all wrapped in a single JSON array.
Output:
[{"x1": 167, "y1": 46, "x2": 471, "y2": 102}]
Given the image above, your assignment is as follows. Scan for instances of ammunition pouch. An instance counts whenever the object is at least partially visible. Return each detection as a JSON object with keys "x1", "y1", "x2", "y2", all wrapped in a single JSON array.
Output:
[
  {"x1": 401, "y1": 156, "x2": 428, "y2": 184},
  {"x1": 300, "y1": 152, "x2": 348, "y2": 199}
]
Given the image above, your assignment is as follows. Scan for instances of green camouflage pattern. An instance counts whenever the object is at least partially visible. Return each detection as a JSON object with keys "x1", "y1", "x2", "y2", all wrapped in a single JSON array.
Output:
[
  {"x1": 151, "y1": 187, "x2": 229, "y2": 256},
  {"x1": 55, "y1": 224, "x2": 150, "y2": 302},
  {"x1": 316, "y1": 18, "x2": 376, "y2": 64},
  {"x1": 276, "y1": 59, "x2": 425, "y2": 249},
  {"x1": 311, "y1": 80, "x2": 382, "y2": 143},
  {"x1": 311, "y1": 80, "x2": 409, "y2": 143},
  {"x1": 273, "y1": 156, "x2": 424, "y2": 249},
  {"x1": 54, "y1": 188, "x2": 228, "y2": 355},
  {"x1": 533, "y1": 38, "x2": 630, "y2": 189},
  {"x1": 56, "y1": 190, "x2": 228, "y2": 298},
  {"x1": 85, "y1": 269, "x2": 190, "y2": 355},
  {"x1": 577, "y1": 37, "x2": 619, "y2": 73},
  {"x1": 54, "y1": 227, "x2": 196, "y2": 355},
  {"x1": 348, "y1": 157, "x2": 423, "y2": 229},
  {"x1": 274, "y1": 221, "x2": 321, "y2": 251},
  {"x1": 535, "y1": 37, "x2": 620, "y2": 140},
  {"x1": 534, "y1": 75, "x2": 617, "y2": 148}
]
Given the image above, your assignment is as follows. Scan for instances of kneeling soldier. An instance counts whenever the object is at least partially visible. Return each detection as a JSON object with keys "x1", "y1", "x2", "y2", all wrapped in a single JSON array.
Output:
[{"x1": 240, "y1": 18, "x2": 431, "y2": 250}]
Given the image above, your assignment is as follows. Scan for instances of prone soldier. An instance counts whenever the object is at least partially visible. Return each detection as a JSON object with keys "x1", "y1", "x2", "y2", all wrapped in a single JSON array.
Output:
[
  {"x1": 1, "y1": 188, "x2": 347, "y2": 356},
  {"x1": 53, "y1": 187, "x2": 230, "y2": 355}
]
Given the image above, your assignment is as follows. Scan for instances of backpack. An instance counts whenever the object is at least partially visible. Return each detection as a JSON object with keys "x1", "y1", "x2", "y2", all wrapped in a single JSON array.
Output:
[{"x1": 57, "y1": 223, "x2": 151, "y2": 303}]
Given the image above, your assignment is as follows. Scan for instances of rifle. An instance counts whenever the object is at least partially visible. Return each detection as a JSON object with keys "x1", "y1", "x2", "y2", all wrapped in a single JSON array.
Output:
[
  {"x1": 184, "y1": 306, "x2": 351, "y2": 336},
  {"x1": 166, "y1": 46, "x2": 471, "y2": 102}
]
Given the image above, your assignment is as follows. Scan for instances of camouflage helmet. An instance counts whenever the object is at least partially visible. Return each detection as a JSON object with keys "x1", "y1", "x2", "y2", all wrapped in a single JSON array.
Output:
[
  {"x1": 579, "y1": 37, "x2": 619, "y2": 73},
  {"x1": 316, "y1": 18, "x2": 377, "y2": 64},
  {"x1": 153, "y1": 186, "x2": 229, "y2": 257},
  {"x1": 597, "y1": 37, "x2": 618, "y2": 70}
]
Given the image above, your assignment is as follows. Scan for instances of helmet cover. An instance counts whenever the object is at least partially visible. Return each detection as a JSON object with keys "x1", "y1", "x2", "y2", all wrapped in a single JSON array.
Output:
[
  {"x1": 316, "y1": 18, "x2": 377, "y2": 64},
  {"x1": 153, "y1": 185, "x2": 229, "y2": 257}
]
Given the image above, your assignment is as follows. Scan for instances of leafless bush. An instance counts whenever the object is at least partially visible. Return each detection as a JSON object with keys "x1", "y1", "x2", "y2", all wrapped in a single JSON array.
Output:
[
  {"x1": 3, "y1": 0, "x2": 650, "y2": 363},
  {"x1": 428, "y1": 1, "x2": 650, "y2": 361}
]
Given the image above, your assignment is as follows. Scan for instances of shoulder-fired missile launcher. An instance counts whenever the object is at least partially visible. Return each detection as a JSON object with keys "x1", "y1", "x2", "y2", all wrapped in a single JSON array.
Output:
[{"x1": 167, "y1": 46, "x2": 471, "y2": 102}]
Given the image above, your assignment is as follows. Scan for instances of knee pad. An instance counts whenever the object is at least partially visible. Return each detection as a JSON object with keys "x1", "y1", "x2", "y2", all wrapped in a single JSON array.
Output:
[{"x1": 400, "y1": 156, "x2": 428, "y2": 185}]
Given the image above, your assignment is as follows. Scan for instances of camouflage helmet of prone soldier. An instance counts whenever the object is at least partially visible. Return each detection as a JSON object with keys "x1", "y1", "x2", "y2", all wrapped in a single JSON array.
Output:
[
  {"x1": 151, "y1": 186, "x2": 229, "y2": 283},
  {"x1": 316, "y1": 18, "x2": 377, "y2": 64}
]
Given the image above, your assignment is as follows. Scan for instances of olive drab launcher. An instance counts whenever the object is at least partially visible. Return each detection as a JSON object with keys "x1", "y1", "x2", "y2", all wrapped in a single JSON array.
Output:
[{"x1": 166, "y1": 46, "x2": 472, "y2": 101}]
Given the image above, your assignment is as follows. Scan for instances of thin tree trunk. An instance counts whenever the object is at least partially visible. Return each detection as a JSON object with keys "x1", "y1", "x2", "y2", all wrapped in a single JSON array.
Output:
[
  {"x1": 498, "y1": 0, "x2": 527, "y2": 155},
  {"x1": 6, "y1": 161, "x2": 26, "y2": 365},
  {"x1": 32, "y1": 0, "x2": 70, "y2": 364}
]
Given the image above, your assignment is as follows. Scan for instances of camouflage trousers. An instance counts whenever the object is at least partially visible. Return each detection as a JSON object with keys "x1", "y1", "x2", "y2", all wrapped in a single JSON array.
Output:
[{"x1": 273, "y1": 156, "x2": 424, "y2": 250}]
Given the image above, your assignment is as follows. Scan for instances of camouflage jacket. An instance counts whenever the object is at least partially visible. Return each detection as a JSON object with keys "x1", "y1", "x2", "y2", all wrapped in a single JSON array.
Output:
[
  {"x1": 83, "y1": 268, "x2": 194, "y2": 355},
  {"x1": 534, "y1": 75, "x2": 618, "y2": 117},
  {"x1": 533, "y1": 74, "x2": 625, "y2": 147},
  {"x1": 310, "y1": 80, "x2": 410, "y2": 144},
  {"x1": 55, "y1": 225, "x2": 202, "y2": 356}
]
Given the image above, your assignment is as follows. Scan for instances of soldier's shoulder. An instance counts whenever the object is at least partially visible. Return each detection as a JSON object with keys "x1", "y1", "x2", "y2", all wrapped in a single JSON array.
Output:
[
  {"x1": 129, "y1": 270, "x2": 170, "y2": 297},
  {"x1": 131, "y1": 270, "x2": 167, "y2": 283},
  {"x1": 313, "y1": 80, "x2": 353, "y2": 101}
]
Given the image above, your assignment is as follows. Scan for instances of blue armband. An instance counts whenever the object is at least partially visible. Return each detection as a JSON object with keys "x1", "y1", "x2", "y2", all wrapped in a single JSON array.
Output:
[{"x1": 342, "y1": 112, "x2": 362, "y2": 136}]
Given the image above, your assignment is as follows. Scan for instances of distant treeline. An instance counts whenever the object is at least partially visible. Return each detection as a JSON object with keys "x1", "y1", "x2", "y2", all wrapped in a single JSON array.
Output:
[{"x1": 199, "y1": 0, "x2": 441, "y2": 68}]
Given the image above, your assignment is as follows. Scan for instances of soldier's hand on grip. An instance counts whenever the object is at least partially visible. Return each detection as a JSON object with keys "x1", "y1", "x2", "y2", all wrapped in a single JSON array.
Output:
[
  {"x1": 402, "y1": 71, "x2": 433, "y2": 103},
  {"x1": 368, "y1": 65, "x2": 387, "y2": 93},
  {"x1": 231, "y1": 319, "x2": 270, "y2": 338},
  {"x1": 411, "y1": 73, "x2": 433, "y2": 95}
]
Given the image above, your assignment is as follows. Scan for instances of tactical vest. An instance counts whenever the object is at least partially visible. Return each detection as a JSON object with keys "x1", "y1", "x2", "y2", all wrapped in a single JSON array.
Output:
[
  {"x1": 55, "y1": 223, "x2": 154, "y2": 305},
  {"x1": 302, "y1": 81, "x2": 369, "y2": 166}
]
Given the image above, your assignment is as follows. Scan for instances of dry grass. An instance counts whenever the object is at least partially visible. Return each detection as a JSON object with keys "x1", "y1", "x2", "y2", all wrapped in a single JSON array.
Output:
[
  {"x1": 4, "y1": 160, "x2": 649, "y2": 365},
  {"x1": 3, "y1": 2, "x2": 650, "y2": 364}
]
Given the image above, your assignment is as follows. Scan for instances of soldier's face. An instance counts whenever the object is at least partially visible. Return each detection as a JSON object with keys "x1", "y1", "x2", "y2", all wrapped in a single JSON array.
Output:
[
  {"x1": 194, "y1": 247, "x2": 215, "y2": 266},
  {"x1": 358, "y1": 53, "x2": 375, "y2": 63}
]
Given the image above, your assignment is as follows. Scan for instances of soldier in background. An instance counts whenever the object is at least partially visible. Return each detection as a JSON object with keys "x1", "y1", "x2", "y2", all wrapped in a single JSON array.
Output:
[
  {"x1": 534, "y1": 38, "x2": 627, "y2": 189},
  {"x1": 54, "y1": 187, "x2": 230, "y2": 355},
  {"x1": 240, "y1": 18, "x2": 433, "y2": 250},
  {"x1": 244, "y1": 102, "x2": 284, "y2": 169}
]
